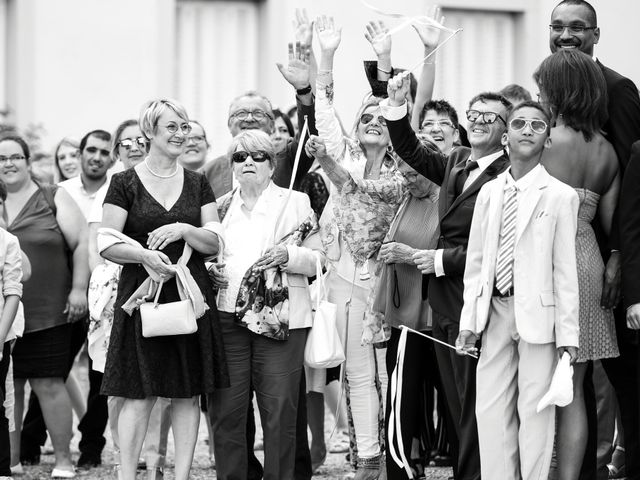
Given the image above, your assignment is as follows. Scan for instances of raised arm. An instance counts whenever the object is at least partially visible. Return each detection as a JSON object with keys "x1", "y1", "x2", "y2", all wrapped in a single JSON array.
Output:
[
  {"x1": 314, "y1": 15, "x2": 348, "y2": 161},
  {"x1": 384, "y1": 72, "x2": 449, "y2": 185},
  {"x1": 363, "y1": 20, "x2": 393, "y2": 97},
  {"x1": 410, "y1": 6, "x2": 444, "y2": 130}
]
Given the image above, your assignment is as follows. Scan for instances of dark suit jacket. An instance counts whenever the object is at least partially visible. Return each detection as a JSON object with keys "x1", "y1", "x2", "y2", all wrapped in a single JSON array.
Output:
[
  {"x1": 594, "y1": 62, "x2": 640, "y2": 253},
  {"x1": 620, "y1": 140, "x2": 640, "y2": 307},
  {"x1": 598, "y1": 61, "x2": 640, "y2": 172},
  {"x1": 201, "y1": 98, "x2": 317, "y2": 199},
  {"x1": 387, "y1": 113, "x2": 510, "y2": 322}
]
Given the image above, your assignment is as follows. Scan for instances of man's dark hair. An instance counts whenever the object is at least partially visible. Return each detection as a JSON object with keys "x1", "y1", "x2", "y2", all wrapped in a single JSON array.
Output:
[
  {"x1": 419, "y1": 100, "x2": 460, "y2": 130},
  {"x1": 507, "y1": 100, "x2": 552, "y2": 134},
  {"x1": 499, "y1": 84, "x2": 532, "y2": 104},
  {"x1": 467, "y1": 92, "x2": 513, "y2": 119},
  {"x1": 533, "y1": 49, "x2": 607, "y2": 141},
  {"x1": 80, "y1": 130, "x2": 111, "y2": 153},
  {"x1": 553, "y1": 0, "x2": 598, "y2": 26}
]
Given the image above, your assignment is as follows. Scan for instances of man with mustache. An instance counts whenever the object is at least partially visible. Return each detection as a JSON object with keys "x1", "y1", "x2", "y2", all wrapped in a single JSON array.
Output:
[{"x1": 549, "y1": 3, "x2": 640, "y2": 479}]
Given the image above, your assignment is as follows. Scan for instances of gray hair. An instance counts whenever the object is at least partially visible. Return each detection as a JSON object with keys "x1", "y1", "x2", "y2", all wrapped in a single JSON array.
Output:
[{"x1": 227, "y1": 130, "x2": 275, "y2": 167}]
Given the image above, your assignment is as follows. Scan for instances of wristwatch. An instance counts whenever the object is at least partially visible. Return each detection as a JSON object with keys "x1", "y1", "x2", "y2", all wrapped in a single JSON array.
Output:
[{"x1": 296, "y1": 85, "x2": 312, "y2": 96}]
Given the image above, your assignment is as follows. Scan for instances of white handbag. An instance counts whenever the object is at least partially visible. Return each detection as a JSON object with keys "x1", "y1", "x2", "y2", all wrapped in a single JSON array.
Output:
[
  {"x1": 304, "y1": 257, "x2": 345, "y2": 368},
  {"x1": 139, "y1": 261, "x2": 199, "y2": 338}
]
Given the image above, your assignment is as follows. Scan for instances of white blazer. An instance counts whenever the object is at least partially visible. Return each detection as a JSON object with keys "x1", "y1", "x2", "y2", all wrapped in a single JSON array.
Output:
[
  {"x1": 222, "y1": 182, "x2": 320, "y2": 330},
  {"x1": 459, "y1": 166, "x2": 580, "y2": 347}
]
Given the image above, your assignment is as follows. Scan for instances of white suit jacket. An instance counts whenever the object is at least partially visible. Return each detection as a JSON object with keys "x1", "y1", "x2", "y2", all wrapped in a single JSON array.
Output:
[
  {"x1": 459, "y1": 166, "x2": 580, "y2": 347},
  {"x1": 221, "y1": 182, "x2": 321, "y2": 330}
]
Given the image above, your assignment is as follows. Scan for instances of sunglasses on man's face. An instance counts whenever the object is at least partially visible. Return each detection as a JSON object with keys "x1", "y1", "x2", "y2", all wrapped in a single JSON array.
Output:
[
  {"x1": 231, "y1": 151, "x2": 270, "y2": 163},
  {"x1": 509, "y1": 118, "x2": 548, "y2": 134},
  {"x1": 118, "y1": 137, "x2": 147, "y2": 150},
  {"x1": 360, "y1": 113, "x2": 387, "y2": 126},
  {"x1": 466, "y1": 110, "x2": 506, "y2": 125}
]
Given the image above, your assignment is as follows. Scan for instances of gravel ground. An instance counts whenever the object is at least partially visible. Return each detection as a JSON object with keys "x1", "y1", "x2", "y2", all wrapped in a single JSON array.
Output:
[{"x1": 16, "y1": 358, "x2": 453, "y2": 480}]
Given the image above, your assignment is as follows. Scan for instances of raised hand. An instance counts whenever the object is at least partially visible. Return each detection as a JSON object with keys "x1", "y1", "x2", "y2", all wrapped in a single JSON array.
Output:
[
  {"x1": 387, "y1": 71, "x2": 412, "y2": 107},
  {"x1": 364, "y1": 20, "x2": 391, "y2": 58},
  {"x1": 276, "y1": 42, "x2": 311, "y2": 90},
  {"x1": 293, "y1": 8, "x2": 313, "y2": 48},
  {"x1": 412, "y1": 5, "x2": 445, "y2": 51},
  {"x1": 315, "y1": 15, "x2": 342, "y2": 53}
]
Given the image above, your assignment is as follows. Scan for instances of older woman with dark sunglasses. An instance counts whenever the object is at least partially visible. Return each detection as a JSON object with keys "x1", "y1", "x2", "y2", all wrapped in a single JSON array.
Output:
[
  {"x1": 209, "y1": 129, "x2": 321, "y2": 480},
  {"x1": 313, "y1": 15, "x2": 407, "y2": 480}
]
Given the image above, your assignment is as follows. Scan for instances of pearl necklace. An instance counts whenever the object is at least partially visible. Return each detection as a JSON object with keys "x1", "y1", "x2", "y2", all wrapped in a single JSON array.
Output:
[{"x1": 144, "y1": 157, "x2": 179, "y2": 179}]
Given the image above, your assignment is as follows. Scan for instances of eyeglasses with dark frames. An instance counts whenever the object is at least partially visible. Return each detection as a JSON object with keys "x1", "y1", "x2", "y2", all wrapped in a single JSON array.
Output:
[
  {"x1": 230, "y1": 110, "x2": 273, "y2": 121},
  {"x1": 549, "y1": 23, "x2": 597, "y2": 35},
  {"x1": 0, "y1": 155, "x2": 26, "y2": 164},
  {"x1": 466, "y1": 110, "x2": 506, "y2": 125}
]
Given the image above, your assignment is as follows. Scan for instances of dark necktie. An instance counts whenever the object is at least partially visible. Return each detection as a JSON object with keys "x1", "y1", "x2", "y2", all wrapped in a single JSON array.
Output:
[{"x1": 455, "y1": 159, "x2": 479, "y2": 196}]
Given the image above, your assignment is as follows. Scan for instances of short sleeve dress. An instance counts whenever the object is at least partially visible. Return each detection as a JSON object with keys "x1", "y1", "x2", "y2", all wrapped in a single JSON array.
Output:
[{"x1": 100, "y1": 168, "x2": 229, "y2": 398}]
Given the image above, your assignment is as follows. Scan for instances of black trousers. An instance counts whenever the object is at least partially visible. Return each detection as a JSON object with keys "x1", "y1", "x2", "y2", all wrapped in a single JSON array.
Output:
[
  {"x1": 602, "y1": 308, "x2": 640, "y2": 480},
  {"x1": 432, "y1": 311, "x2": 481, "y2": 480},
  {"x1": 245, "y1": 372, "x2": 312, "y2": 480},
  {"x1": 385, "y1": 327, "x2": 438, "y2": 480},
  {"x1": 77, "y1": 360, "x2": 108, "y2": 460}
]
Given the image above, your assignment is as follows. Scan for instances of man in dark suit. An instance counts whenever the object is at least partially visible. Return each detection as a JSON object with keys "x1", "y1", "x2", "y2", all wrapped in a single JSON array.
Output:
[
  {"x1": 382, "y1": 72, "x2": 512, "y2": 480},
  {"x1": 621, "y1": 141, "x2": 640, "y2": 328},
  {"x1": 619, "y1": 140, "x2": 640, "y2": 480},
  {"x1": 550, "y1": 3, "x2": 640, "y2": 479}
]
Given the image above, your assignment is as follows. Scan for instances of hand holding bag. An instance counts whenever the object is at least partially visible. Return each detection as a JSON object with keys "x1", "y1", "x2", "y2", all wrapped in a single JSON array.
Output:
[
  {"x1": 138, "y1": 243, "x2": 201, "y2": 338},
  {"x1": 304, "y1": 256, "x2": 345, "y2": 368},
  {"x1": 140, "y1": 279, "x2": 198, "y2": 337}
]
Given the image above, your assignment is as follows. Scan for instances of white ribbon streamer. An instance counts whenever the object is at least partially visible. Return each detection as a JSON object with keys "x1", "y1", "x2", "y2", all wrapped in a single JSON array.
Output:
[{"x1": 360, "y1": 0, "x2": 463, "y2": 74}]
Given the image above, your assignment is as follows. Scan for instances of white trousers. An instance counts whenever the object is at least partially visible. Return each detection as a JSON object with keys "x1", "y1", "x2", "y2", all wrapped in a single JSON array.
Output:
[
  {"x1": 476, "y1": 296, "x2": 557, "y2": 480},
  {"x1": 329, "y1": 274, "x2": 387, "y2": 459}
]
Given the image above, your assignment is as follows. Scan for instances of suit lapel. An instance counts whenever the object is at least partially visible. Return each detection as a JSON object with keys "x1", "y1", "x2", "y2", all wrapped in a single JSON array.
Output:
[
  {"x1": 445, "y1": 153, "x2": 510, "y2": 216},
  {"x1": 445, "y1": 160, "x2": 466, "y2": 213},
  {"x1": 484, "y1": 175, "x2": 506, "y2": 276},
  {"x1": 514, "y1": 168, "x2": 549, "y2": 245}
]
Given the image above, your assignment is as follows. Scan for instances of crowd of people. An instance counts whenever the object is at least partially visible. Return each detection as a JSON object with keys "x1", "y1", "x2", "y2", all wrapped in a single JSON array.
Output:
[{"x1": 0, "y1": 1, "x2": 640, "y2": 480}]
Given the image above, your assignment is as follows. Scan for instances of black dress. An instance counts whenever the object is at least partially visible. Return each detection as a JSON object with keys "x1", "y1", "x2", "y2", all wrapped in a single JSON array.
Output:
[{"x1": 100, "y1": 169, "x2": 229, "y2": 398}]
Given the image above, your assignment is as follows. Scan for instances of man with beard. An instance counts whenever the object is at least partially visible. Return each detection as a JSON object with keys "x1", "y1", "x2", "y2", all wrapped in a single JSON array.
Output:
[{"x1": 549, "y1": 3, "x2": 640, "y2": 479}]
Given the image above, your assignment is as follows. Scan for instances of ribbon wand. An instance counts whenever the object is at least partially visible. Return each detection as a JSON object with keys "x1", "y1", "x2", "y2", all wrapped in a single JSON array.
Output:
[{"x1": 399, "y1": 325, "x2": 479, "y2": 359}]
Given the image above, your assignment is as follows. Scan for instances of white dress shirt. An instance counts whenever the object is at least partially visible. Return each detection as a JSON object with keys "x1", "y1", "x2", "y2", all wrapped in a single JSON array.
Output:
[{"x1": 216, "y1": 183, "x2": 274, "y2": 312}]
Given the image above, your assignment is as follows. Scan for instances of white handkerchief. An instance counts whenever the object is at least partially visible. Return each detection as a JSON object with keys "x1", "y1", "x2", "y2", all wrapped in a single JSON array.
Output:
[{"x1": 536, "y1": 352, "x2": 574, "y2": 413}]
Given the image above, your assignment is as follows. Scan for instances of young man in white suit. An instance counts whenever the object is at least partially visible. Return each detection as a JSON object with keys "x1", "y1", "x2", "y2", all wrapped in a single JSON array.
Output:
[{"x1": 456, "y1": 101, "x2": 580, "y2": 479}]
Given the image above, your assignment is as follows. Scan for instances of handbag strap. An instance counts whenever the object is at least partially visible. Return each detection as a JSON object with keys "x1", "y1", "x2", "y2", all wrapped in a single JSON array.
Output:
[{"x1": 314, "y1": 253, "x2": 327, "y2": 310}]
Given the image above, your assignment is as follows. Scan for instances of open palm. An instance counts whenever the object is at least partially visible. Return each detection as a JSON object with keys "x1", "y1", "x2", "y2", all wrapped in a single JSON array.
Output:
[
  {"x1": 413, "y1": 5, "x2": 445, "y2": 49},
  {"x1": 316, "y1": 15, "x2": 342, "y2": 52}
]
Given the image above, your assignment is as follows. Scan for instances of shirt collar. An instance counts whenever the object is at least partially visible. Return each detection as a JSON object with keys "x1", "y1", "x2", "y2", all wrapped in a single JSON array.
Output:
[
  {"x1": 505, "y1": 163, "x2": 542, "y2": 192},
  {"x1": 471, "y1": 149, "x2": 504, "y2": 174}
]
